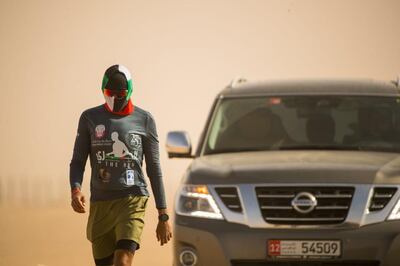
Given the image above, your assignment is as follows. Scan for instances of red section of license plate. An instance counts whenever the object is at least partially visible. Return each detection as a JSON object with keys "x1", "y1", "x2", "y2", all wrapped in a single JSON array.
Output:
[{"x1": 268, "y1": 240, "x2": 281, "y2": 256}]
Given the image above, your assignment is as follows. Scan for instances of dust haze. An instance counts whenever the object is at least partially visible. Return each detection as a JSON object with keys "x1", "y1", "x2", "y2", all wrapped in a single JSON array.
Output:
[{"x1": 0, "y1": 0, "x2": 400, "y2": 265}]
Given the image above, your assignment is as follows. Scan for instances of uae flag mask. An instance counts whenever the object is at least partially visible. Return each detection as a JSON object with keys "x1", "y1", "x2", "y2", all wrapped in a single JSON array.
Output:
[{"x1": 101, "y1": 65, "x2": 133, "y2": 113}]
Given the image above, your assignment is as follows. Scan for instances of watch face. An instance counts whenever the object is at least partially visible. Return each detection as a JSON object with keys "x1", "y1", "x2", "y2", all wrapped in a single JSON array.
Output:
[{"x1": 159, "y1": 213, "x2": 169, "y2": 222}]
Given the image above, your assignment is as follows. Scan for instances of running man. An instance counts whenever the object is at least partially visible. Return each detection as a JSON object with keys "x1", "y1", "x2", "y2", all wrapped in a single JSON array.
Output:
[{"x1": 69, "y1": 64, "x2": 172, "y2": 266}]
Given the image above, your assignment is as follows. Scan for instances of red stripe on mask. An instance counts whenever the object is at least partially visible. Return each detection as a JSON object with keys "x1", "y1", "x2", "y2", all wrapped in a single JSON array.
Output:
[{"x1": 104, "y1": 99, "x2": 134, "y2": 116}]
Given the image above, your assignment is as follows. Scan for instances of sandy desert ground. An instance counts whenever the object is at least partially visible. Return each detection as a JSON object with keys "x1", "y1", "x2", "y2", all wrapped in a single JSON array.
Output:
[
  {"x1": 0, "y1": 171, "x2": 181, "y2": 266},
  {"x1": 0, "y1": 202, "x2": 172, "y2": 266}
]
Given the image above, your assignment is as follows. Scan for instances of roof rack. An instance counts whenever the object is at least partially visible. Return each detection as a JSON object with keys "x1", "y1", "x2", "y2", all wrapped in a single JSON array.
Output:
[
  {"x1": 228, "y1": 77, "x2": 247, "y2": 88},
  {"x1": 391, "y1": 75, "x2": 400, "y2": 87}
]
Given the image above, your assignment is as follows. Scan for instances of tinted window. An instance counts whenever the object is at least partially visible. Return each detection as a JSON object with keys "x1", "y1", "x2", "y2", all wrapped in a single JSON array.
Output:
[{"x1": 203, "y1": 96, "x2": 400, "y2": 154}]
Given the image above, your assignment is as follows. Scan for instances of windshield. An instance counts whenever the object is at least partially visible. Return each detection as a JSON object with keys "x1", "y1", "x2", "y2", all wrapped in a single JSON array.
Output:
[{"x1": 203, "y1": 95, "x2": 400, "y2": 155}]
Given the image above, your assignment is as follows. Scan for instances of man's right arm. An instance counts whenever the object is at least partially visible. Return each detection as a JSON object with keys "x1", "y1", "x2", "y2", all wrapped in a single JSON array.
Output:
[{"x1": 69, "y1": 112, "x2": 90, "y2": 213}]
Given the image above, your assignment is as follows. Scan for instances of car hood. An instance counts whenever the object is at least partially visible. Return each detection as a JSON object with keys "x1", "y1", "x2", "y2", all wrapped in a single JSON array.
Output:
[{"x1": 184, "y1": 151, "x2": 400, "y2": 185}]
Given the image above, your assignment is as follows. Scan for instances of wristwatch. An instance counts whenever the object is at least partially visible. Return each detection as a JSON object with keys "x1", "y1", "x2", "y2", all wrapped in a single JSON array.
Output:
[{"x1": 158, "y1": 213, "x2": 169, "y2": 222}]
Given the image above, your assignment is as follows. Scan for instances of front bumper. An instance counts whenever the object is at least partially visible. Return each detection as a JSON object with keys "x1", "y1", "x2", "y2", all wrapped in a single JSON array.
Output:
[{"x1": 174, "y1": 215, "x2": 400, "y2": 266}]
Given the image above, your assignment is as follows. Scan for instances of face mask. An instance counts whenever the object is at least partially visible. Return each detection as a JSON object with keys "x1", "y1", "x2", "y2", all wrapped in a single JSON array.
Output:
[
  {"x1": 104, "y1": 89, "x2": 129, "y2": 111},
  {"x1": 101, "y1": 65, "x2": 133, "y2": 113}
]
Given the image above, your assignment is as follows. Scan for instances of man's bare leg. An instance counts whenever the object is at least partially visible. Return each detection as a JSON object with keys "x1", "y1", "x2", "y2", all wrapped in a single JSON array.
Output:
[{"x1": 114, "y1": 249, "x2": 135, "y2": 266}]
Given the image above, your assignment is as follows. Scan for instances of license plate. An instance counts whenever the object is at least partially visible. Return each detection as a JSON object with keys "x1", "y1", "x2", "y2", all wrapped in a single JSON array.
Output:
[{"x1": 268, "y1": 240, "x2": 341, "y2": 259}]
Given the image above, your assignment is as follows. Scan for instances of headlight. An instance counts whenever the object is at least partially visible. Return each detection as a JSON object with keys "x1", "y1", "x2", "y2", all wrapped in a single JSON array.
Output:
[
  {"x1": 176, "y1": 185, "x2": 223, "y2": 220},
  {"x1": 388, "y1": 197, "x2": 400, "y2": 220}
]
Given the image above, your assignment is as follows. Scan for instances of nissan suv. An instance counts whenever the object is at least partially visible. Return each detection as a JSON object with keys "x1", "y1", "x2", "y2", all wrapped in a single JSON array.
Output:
[{"x1": 166, "y1": 79, "x2": 400, "y2": 266}]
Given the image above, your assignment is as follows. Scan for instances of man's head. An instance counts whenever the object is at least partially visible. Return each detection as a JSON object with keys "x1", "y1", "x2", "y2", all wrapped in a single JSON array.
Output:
[
  {"x1": 111, "y1": 131, "x2": 119, "y2": 141},
  {"x1": 101, "y1": 65, "x2": 133, "y2": 112}
]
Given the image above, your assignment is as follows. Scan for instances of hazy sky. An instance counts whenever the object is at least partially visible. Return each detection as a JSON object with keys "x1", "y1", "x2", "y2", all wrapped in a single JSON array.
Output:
[{"x1": 0, "y1": 0, "x2": 400, "y2": 199}]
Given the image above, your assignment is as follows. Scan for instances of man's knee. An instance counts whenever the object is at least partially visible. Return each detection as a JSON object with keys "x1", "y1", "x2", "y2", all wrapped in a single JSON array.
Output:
[
  {"x1": 114, "y1": 239, "x2": 137, "y2": 266},
  {"x1": 114, "y1": 249, "x2": 134, "y2": 266},
  {"x1": 94, "y1": 253, "x2": 114, "y2": 266}
]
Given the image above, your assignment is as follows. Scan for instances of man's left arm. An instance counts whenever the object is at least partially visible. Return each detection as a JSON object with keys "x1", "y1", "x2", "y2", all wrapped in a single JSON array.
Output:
[{"x1": 143, "y1": 112, "x2": 172, "y2": 245}]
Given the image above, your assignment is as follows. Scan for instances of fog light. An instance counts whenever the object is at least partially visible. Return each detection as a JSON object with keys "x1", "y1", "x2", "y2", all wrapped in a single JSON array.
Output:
[{"x1": 179, "y1": 250, "x2": 197, "y2": 266}]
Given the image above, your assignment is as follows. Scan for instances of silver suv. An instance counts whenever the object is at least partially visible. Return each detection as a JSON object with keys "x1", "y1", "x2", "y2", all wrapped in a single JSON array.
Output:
[{"x1": 167, "y1": 79, "x2": 400, "y2": 266}]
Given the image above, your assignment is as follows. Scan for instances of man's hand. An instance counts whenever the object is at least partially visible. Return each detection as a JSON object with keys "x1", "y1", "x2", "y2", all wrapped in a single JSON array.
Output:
[
  {"x1": 156, "y1": 220, "x2": 172, "y2": 245},
  {"x1": 71, "y1": 189, "x2": 86, "y2": 213}
]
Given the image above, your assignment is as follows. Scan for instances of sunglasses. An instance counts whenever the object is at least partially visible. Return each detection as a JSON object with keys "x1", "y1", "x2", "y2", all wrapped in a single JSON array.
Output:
[{"x1": 104, "y1": 89, "x2": 128, "y2": 98}]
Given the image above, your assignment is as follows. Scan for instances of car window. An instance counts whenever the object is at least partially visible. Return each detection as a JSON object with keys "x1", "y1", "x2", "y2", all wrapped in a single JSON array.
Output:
[{"x1": 203, "y1": 96, "x2": 400, "y2": 154}]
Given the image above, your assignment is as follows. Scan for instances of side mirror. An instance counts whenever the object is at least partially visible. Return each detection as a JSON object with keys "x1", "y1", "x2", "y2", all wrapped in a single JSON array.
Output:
[{"x1": 166, "y1": 131, "x2": 193, "y2": 158}]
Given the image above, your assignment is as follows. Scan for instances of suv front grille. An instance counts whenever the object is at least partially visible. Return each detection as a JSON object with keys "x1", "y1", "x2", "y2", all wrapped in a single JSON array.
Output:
[
  {"x1": 369, "y1": 187, "x2": 397, "y2": 212},
  {"x1": 255, "y1": 187, "x2": 355, "y2": 225},
  {"x1": 215, "y1": 187, "x2": 242, "y2": 213}
]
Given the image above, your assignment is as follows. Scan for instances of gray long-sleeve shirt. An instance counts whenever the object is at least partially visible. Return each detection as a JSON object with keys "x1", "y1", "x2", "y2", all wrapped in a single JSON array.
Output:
[{"x1": 69, "y1": 104, "x2": 166, "y2": 209}]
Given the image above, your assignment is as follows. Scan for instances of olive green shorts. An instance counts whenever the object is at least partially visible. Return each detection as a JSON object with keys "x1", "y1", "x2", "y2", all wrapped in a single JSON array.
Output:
[{"x1": 86, "y1": 195, "x2": 149, "y2": 259}]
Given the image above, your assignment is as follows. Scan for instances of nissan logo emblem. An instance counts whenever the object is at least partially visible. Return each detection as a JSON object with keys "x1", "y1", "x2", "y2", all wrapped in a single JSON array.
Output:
[{"x1": 291, "y1": 192, "x2": 318, "y2": 214}]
